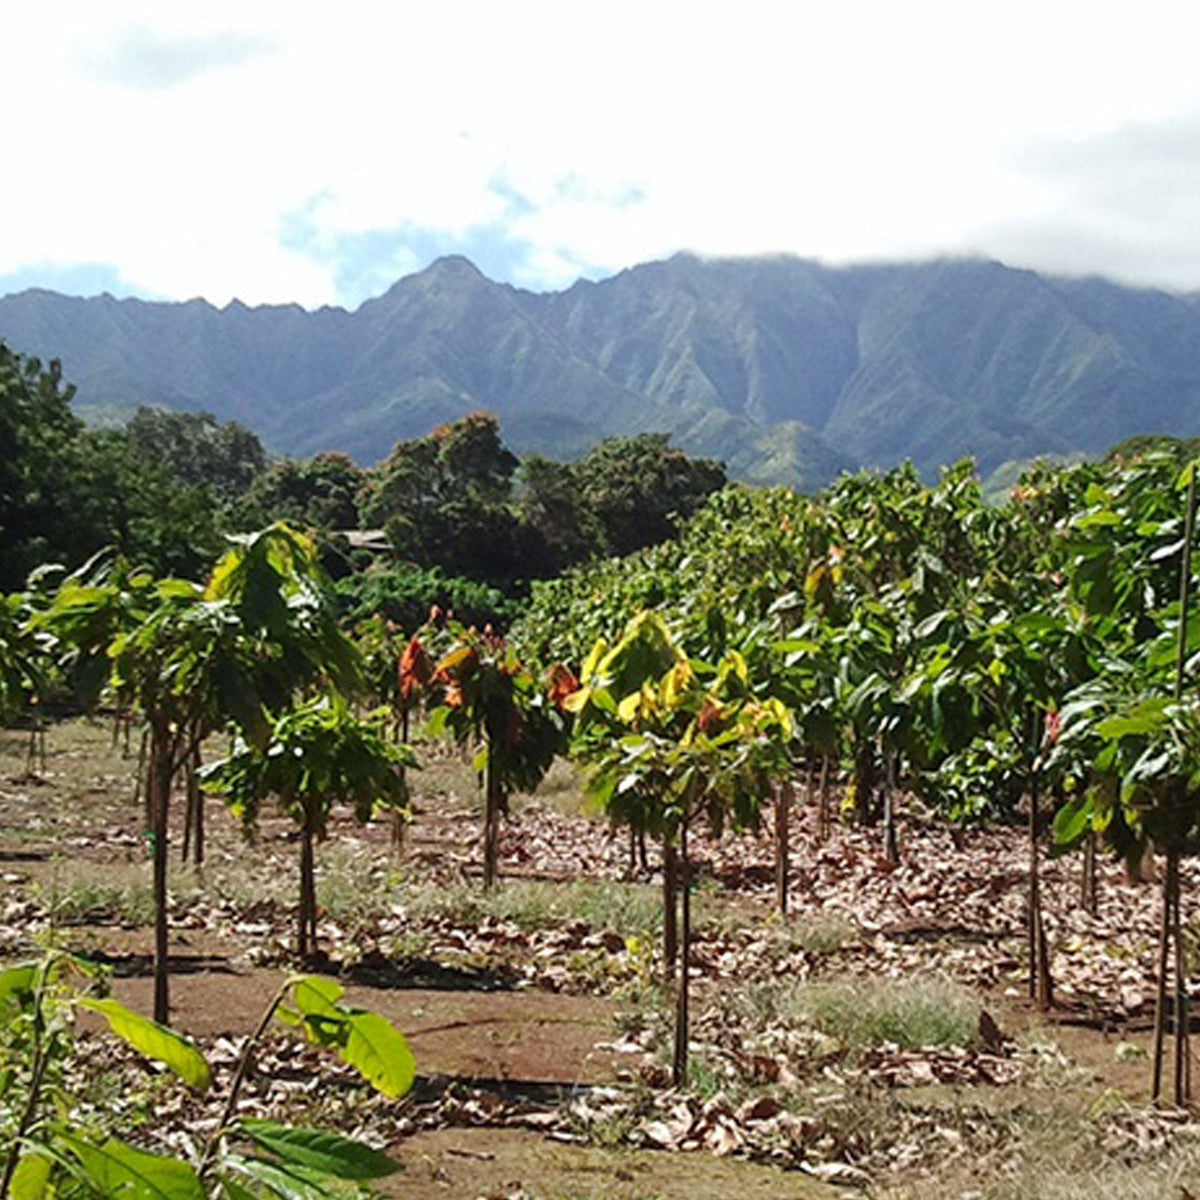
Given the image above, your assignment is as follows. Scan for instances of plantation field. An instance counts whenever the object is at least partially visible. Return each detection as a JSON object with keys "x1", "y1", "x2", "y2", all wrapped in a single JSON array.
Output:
[{"x1": 3, "y1": 718, "x2": 1200, "y2": 1199}]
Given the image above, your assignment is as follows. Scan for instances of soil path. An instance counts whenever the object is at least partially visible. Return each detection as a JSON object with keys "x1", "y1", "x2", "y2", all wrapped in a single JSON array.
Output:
[
  {"x1": 107, "y1": 967, "x2": 630, "y2": 1085},
  {"x1": 378, "y1": 1126, "x2": 842, "y2": 1200}
]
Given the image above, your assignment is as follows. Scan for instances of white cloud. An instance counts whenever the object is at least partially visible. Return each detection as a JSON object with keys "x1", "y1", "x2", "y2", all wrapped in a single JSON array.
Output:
[{"x1": 5, "y1": 1, "x2": 1200, "y2": 306}]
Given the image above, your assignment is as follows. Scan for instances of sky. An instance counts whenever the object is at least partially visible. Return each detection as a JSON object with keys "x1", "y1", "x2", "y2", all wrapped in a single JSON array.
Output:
[{"x1": 5, "y1": 1, "x2": 1200, "y2": 310}]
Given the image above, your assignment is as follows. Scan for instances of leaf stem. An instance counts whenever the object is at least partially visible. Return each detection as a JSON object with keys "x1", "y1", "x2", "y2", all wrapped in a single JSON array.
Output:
[
  {"x1": 197, "y1": 980, "x2": 290, "y2": 1181},
  {"x1": 0, "y1": 963, "x2": 54, "y2": 1200}
]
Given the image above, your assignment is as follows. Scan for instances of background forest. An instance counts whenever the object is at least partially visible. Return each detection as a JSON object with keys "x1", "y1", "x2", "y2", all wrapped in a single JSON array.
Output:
[{"x1": 0, "y1": 342, "x2": 726, "y2": 612}]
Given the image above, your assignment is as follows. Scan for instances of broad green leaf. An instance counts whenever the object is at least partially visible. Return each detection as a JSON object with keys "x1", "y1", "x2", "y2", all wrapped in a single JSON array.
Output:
[
  {"x1": 10, "y1": 1151, "x2": 52, "y2": 1200},
  {"x1": 221, "y1": 1156, "x2": 331, "y2": 1200},
  {"x1": 77, "y1": 999, "x2": 212, "y2": 1091},
  {"x1": 55, "y1": 1134, "x2": 204, "y2": 1200},
  {"x1": 236, "y1": 1120, "x2": 397, "y2": 1180},
  {"x1": 1096, "y1": 707, "x2": 1167, "y2": 740},
  {"x1": 771, "y1": 638, "x2": 820, "y2": 655},
  {"x1": 338, "y1": 1011, "x2": 416, "y2": 1098},
  {"x1": 1077, "y1": 509, "x2": 1121, "y2": 528},
  {"x1": 1052, "y1": 793, "x2": 1094, "y2": 848},
  {"x1": 281, "y1": 975, "x2": 346, "y2": 1042},
  {"x1": 213, "y1": 1175, "x2": 260, "y2": 1200},
  {"x1": 288, "y1": 976, "x2": 345, "y2": 1015},
  {"x1": 0, "y1": 962, "x2": 38, "y2": 1013}
]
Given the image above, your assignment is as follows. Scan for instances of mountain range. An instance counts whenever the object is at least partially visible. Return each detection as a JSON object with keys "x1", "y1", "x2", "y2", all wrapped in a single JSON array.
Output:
[{"x1": 3, "y1": 252, "x2": 1200, "y2": 489}]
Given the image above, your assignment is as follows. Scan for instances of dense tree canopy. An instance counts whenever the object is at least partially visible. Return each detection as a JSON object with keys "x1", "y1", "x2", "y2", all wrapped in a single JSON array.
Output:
[{"x1": 0, "y1": 344, "x2": 88, "y2": 589}]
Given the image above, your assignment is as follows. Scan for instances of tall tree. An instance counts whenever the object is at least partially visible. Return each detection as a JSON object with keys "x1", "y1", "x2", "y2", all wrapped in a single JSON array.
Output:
[
  {"x1": 241, "y1": 452, "x2": 367, "y2": 532},
  {"x1": 573, "y1": 433, "x2": 726, "y2": 557},
  {"x1": 123, "y1": 407, "x2": 266, "y2": 505},
  {"x1": 0, "y1": 344, "x2": 89, "y2": 589},
  {"x1": 361, "y1": 412, "x2": 522, "y2": 586}
]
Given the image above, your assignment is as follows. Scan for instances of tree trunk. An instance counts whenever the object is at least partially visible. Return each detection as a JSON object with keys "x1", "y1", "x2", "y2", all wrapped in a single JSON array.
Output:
[
  {"x1": 391, "y1": 708, "x2": 410, "y2": 856},
  {"x1": 136, "y1": 729, "x2": 149, "y2": 829},
  {"x1": 483, "y1": 751, "x2": 502, "y2": 890},
  {"x1": 672, "y1": 814, "x2": 691, "y2": 1089},
  {"x1": 1081, "y1": 829, "x2": 1098, "y2": 917},
  {"x1": 661, "y1": 835, "x2": 678, "y2": 981},
  {"x1": 1172, "y1": 849, "x2": 1190, "y2": 1105},
  {"x1": 882, "y1": 747, "x2": 900, "y2": 864},
  {"x1": 1028, "y1": 770, "x2": 1052, "y2": 1010},
  {"x1": 853, "y1": 740, "x2": 877, "y2": 826},
  {"x1": 1150, "y1": 846, "x2": 1190, "y2": 1105},
  {"x1": 192, "y1": 741, "x2": 204, "y2": 867},
  {"x1": 148, "y1": 725, "x2": 174, "y2": 1025},
  {"x1": 775, "y1": 778, "x2": 791, "y2": 916},
  {"x1": 298, "y1": 810, "x2": 317, "y2": 961},
  {"x1": 817, "y1": 752, "x2": 832, "y2": 841}
]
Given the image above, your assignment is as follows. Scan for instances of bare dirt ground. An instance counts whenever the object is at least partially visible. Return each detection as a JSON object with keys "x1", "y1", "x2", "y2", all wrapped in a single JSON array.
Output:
[{"x1": 4, "y1": 719, "x2": 1200, "y2": 1199}]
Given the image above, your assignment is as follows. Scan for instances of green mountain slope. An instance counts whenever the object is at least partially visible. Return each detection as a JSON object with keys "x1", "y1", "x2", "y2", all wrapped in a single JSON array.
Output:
[{"x1": 3, "y1": 253, "x2": 1200, "y2": 488}]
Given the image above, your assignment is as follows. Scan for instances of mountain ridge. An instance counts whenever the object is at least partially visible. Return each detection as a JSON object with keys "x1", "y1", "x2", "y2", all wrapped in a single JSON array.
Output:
[{"x1": 3, "y1": 252, "x2": 1200, "y2": 488}]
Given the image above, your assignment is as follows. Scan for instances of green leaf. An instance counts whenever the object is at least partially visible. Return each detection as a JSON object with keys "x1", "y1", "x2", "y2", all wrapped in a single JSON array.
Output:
[
  {"x1": 338, "y1": 1011, "x2": 416, "y2": 1098},
  {"x1": 55, "y1": 1134, "x2": 204, "y2": 1200},
  {"x1": 213, "y1": 1176, "x2": 260, "y2": 1200},
  {"x1": 1052, "y1": 793, "x2": 1094, "y2": 848},
  {"x1": 279, "y1": 976, "x2": 346, "y2": 1042},
  {"x1": 1077, "y1": 509, "x2": 1121, "y2": 528},
  {"x1": 0, "y1": 962, "x2": 38, "y2": 1014},
  {"x1": 288, "y1": 976, "x2": 345, "y2": 1016},
  {"x1": 236, "y1": 1120, "x2": 397, "y2": 1180},
  {"x1": 1096, "y1": 707, "x2": 1167, "y2": 740},
  {"x1": 222, "y1": 1156, "x2": 337, "y2": 1200},
  {"x1": 10, "y1": 1152, "x2": 52, "y2": 1200},
  {"x1": 283, "y1": 977, "x2": 414, "y2": 1096},
  {"x1": 77, "y1": 999, "x2": 212, "y2": 1091}
]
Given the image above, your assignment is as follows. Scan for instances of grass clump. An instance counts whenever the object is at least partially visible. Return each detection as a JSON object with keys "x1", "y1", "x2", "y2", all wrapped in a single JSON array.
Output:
[
  {"x1": 38, "y1": 866, "x2": 156, "y2": 927},
  {"x1": 786, "y1": 911, "x2": 858, "y2": 958},
  {"x1": 400, "y1": 877, "x2": 661, "y2": 939},
  {"x1": 801, "y1": 975, "x2": 980, "y2": 1051}
]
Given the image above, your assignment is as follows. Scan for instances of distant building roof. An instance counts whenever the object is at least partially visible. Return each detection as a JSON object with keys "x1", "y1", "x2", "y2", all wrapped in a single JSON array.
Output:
[{"x1": 334, "y1": 529, "x2": 392, "y2": 551}]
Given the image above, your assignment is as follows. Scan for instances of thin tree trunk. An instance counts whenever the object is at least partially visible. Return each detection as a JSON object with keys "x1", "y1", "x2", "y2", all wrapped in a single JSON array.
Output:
[
  {"x1": 1028, "y1": 768, "x2": 1052, "y2": 1010},
  {"x1": 136, "y1": 728, "x2": 150, "y2": 829},
  {"x1": 882, "y1": 747, "x2": 899, "y2": 864},
  {"x1": 1172, "y1": 849, "x2": 1189, "y2": 1105},
  {"x1": 775, "y1": 777, "x2": 791, "y2": 916},
  {"x1": 1157, "y1": 465, "x2": 1199, "y2": 1101},
  {"x1": 148, "y1": 726, "x2": 173, "y2": 1025},
  {"x1": 1081, "y1": 829, "x2": 1099, "y2": 917},
  {"x1": 1153, "y1": 847, "x2": 1175, "y2": 1102},
  {"x1": 853, "y1": 739, "x2": 876, "y2": 826},
  {"x1": 391, "y1": 708, "x2": 410, "y2": 856},
  {"x1": 662, "y1": 835, "x2": 678, "y2": 980},
  {"x1": 672, "y1": 814, "x2": 691, "y2": 1089},
  {"x1": 26, "y1": 714, "x2": 45, "y2": 776},
  {"x1": 298, "y1": 810, "x2": 316, "y2": 961},
  {"x1": 818, "y1": 752, "x2": 832, "y2": 841},
  {"x1": 191, "y1": 742, "x2": 204, "y2": 867},
  {"x1": 483, "y1": 751, "x2": 502, "y2": 890}
]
